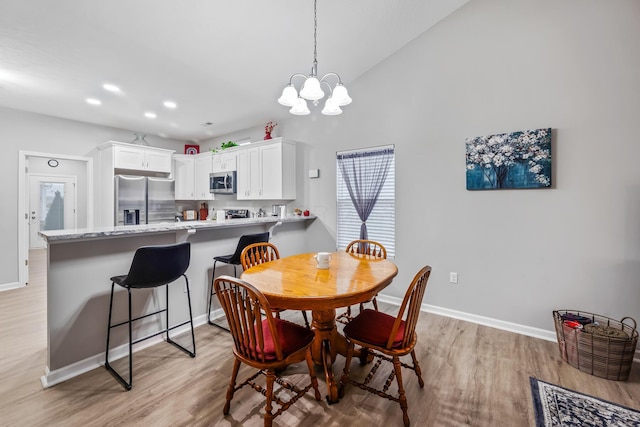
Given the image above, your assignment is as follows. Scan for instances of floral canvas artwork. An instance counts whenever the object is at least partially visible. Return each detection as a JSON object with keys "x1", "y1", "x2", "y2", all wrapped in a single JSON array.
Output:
[{"x1": 465, "y1": 128, "x2": 552, "y2": 190}]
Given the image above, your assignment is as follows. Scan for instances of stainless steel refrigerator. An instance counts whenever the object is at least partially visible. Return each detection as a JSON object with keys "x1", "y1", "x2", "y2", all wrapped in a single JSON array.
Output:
[{"x1": 114, "y1": 175, "x2": 175, "y2": 225}]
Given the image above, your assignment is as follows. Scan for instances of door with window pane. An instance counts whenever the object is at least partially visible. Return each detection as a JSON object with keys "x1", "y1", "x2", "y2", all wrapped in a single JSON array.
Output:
[{"x1": 29, "y1": 176, "x2": 77, "y2": 249}]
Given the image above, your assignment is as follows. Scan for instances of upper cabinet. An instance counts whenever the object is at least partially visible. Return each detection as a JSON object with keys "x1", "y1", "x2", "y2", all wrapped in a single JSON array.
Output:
[
  {"x1": 237, "y1": 138, "x2": 296, "y2": 200},
  {"x1": 108, "y1": 142, "x2": 173, "y2": 173},
  {"x1": 173, "y1": 154, "x2": 195, "y2": 200},
  {"x1": 212, "y1": 151, "x2": 237, "y2": 172},
  {"x1": 194, "y1": 152, "x2": 214, "y2": 200},
  {"x1": 172, "y1": 153, "x2": 215, "y2": 201}
]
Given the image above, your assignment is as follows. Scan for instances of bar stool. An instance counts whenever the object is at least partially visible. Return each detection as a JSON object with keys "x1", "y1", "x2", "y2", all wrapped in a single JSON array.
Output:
[
  {"x1": 207, "y1": 231, "x2": 270, "y2": 330},
  {"x1": 105, "y1": 242, "x2": 196, "y2": 391}
]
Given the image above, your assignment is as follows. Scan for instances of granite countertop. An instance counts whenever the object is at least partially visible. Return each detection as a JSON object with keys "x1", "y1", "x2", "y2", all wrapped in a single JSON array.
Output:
[{"x1": 40, "y1": 215, "x2": 316, "y2": 242}]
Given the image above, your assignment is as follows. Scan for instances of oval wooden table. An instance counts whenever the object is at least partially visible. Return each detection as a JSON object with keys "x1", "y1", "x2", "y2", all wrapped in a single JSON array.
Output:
[{"x1": 240, "y1": 251, "x2": 398, "y2": 403}]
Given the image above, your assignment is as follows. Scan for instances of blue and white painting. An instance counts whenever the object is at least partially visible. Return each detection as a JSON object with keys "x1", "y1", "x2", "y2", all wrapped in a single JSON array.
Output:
[{"x1": 466, "y1": 128, "x2": 552, "y2": 190}]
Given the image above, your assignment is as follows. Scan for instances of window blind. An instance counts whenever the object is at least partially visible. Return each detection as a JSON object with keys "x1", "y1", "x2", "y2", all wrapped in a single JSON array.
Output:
[{"x1": 336, "y1": 145, "x2": 395, "y2": 257}]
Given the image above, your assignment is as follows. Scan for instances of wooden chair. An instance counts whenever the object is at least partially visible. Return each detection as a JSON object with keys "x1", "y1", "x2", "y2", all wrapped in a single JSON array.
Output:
[
  {"x1": 214, "y1": 275, "x2": 321, "y2": 427},
  {"x1": 241, "y1": 242, "x2": 310, "y2": 328},
  {"x1": 337, "y1": 239, "x2": 387, "y2": 324},
  {"x1": 338, "y1": 265, "x2": 432, "y2": 427}
]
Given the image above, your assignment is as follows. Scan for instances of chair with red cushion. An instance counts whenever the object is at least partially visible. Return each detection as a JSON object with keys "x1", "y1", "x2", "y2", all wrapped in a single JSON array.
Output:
[
  {"x1": 336, "y1": 239, "x2": 387, "y2": 324},
  {"x1": 241, "y1": 242, "x2": 310, "y2": 328},
  {"x1": 339, "y1": 265, "x2": 432, "y2": 427},
  {"x1": 214, "y1": 275, "x2": 321, "y2": 427}
]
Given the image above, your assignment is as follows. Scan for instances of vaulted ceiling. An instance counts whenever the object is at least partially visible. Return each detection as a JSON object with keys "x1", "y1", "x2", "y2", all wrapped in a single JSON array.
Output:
[{"x1": 0, "y1": 0, "x2": 469, "y2": 141}]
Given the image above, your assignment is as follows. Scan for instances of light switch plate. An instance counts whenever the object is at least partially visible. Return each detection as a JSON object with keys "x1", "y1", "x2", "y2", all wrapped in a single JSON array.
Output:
[{"x1": 308, "y1": 169, "x2": 319, "y2": 178}]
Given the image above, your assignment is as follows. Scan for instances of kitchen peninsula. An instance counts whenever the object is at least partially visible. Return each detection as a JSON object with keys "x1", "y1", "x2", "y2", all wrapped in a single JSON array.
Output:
[{"x1": 39, "y1": 215, "x2": 315, "y2": 387}]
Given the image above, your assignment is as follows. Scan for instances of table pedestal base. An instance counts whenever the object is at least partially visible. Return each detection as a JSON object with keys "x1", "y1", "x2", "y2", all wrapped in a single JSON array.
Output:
[{"x1": 310, "y1": 309, "x2": 352, "y2": 403}]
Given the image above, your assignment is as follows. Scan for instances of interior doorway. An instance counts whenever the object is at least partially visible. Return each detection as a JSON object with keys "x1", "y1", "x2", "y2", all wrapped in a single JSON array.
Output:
[{"x1": 18, "y1": 151, "x2": 93, "y2": 287}]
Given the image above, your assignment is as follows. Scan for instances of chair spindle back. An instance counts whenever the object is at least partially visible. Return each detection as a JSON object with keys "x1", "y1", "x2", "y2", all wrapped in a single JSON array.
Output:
[
  {"x1": 386, "y1": 265, "x2": 431, "y2": 350},
  {"x1": 214, "y1": 276, "x2": 281, "y2": 363},
  {"x1": 345, "y1": 239, "x2": 387, "y2": 259},
  {"x1": 240, "y1": 242, "x2": 280, "y2": 271}
]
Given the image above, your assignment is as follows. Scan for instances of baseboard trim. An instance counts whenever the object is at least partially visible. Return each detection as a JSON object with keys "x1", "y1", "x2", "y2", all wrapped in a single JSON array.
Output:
[
  {"x1": 41, "y1": 300, "x2": 639, "y2": 387},
  {"x1": 41, "y1": 313, "x2": 209, "y2": 388},
  {"x1": 375, "y1": 294, "x2": 640, "y2": 363},
  {"x1": 0, "y1": 281, "x2": 22, "y2": 292}
]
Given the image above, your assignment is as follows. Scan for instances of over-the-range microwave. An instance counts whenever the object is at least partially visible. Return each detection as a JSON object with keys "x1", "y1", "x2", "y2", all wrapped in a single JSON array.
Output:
[{"x1": 209, "y1": 171, "x2": 237, "y2": 194}]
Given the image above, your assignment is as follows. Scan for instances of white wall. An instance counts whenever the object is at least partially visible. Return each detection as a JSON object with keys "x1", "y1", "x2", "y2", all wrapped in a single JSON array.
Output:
[
  {"x1": 0, "y1": 106, "x2": 184, "y2": 286},
  {"x1": 277, "y1": 0, "x2": 640, "y2": 331}
]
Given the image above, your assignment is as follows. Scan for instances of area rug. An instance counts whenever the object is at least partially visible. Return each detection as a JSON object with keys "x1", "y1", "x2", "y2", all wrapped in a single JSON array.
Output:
[{"x1": 530, "y1": 377, "x2": 640, "y2": 426}]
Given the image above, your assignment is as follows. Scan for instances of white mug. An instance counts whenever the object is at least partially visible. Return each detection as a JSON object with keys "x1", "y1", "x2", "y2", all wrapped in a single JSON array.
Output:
[{"x1": 314, "y1": 252, "x2": 332, "y2": 269}]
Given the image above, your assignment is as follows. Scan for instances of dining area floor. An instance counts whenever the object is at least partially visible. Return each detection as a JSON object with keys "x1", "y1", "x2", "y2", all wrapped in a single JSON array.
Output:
[{"x1": 1, "y1": 249, "x2": 639, "y2": 426}]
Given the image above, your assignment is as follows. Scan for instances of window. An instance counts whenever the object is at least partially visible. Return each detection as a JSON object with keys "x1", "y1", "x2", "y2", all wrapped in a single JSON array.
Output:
[{"x1": 336, "y1": 145, "x2": 395, "y2": 257}]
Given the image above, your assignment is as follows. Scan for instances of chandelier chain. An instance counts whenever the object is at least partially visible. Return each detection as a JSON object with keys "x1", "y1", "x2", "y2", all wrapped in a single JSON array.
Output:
[{"x1": 313, "y1": 0, "x2": 318, "y2": 67}]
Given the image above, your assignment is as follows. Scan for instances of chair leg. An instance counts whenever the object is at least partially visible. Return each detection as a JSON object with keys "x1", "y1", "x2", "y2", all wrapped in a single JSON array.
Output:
[
  {"x1": 410, "y1": 349, "x2": 424, "y2": 388},
  {"x1": 304, "y1": 348, "x2": 321, "y2": 400},
  {"x1": 185, "y1": 275, "x2": 196, "y2": 356},
  {"x1": 165, "y1": 279, "x2": 196, "y2": 357},
  {"x1": 338, "y1": 341, "x2": 355, "y2": 398},
  {"x1": 264, "y1": 369, "x2": 275, "y2": 427},
  {"x1": 105, "y1": 281, "x2": 115, "y2": 367},
  {"x1": 104, "y1": 284, "x2": 133, "y2": 391},
  {"x1": 372, "y1": 297, "x2": 379, "y2": 311},
  {"x1": 223, "y1": 358, "x2": 241, "y2": 415},
  {"x1": 392, "y1": 357, "x2": 410, "y2": 427},
  {"x1": 207, "y1": 260, "x2": 218, "y2": 325},
  {"x1": 301, "y1": 310, "x2": 310, "y2": 329},
  {"x1": 358, "y1": 347, "x2": 370, "y2": 366},
  {"x1": 208, "y1": 261, "x2": 229, "y2": 331}
]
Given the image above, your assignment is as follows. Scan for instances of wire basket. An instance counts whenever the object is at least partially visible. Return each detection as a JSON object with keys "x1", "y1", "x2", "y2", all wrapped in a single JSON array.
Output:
[{"x1": 553, "y1": 310, "x2": 638, "y2": 381}]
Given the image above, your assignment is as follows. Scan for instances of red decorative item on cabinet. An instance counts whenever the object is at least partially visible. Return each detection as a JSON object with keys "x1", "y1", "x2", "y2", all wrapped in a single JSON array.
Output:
[
  {"x1": 264, "y1": 121, "x2": 277, "y2": 140},
  {"x1": 184, "y1": 144, "x2": 200, "y2": 155}
]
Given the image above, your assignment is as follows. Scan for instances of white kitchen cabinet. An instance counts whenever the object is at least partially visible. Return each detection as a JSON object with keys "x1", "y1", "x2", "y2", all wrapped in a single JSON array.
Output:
[
  {"x1": 236, "y1": 138, "x2": 296, "y2": 200},
  {"x1": 173, "y1": 155, "x2": 195, "y2": 200},
  {"x1": 113, "y1": 143, "x2": 173, "y2": 173},
  {"x1": 236, "y1": 147, "x2": 260, "y2": 199},
  {"x1": 194, "y1": 152, "x2": 214, "y2": 200},
  {"x1": 212, "y1": 151, "x2": 237, "y2": 172}
]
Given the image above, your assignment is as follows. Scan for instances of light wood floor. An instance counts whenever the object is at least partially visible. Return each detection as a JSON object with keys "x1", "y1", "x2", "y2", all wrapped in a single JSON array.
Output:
[{"x1": 1, "y1": 249, "x2": 639, "y2": 426}]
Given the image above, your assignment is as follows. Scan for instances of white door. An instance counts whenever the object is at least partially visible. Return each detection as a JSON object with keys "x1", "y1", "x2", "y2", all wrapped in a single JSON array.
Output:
[{"x1": 29, "y1": 176, "x2": 77, "y2": 249}]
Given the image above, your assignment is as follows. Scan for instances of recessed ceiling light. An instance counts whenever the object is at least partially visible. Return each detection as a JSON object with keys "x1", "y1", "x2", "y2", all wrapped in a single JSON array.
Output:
[
  {"x1": 86, "y1": 98, "x2": 102, "y2": 105},
  {"x1": 163, "y1": 101, "x2": 177, "y2": 109},
  {"x1": 103, "y1": 83, "x2": 121, "y2": 93},
  {"x1": 144, "y1": 112, "x2": 157, "y2": 119}
]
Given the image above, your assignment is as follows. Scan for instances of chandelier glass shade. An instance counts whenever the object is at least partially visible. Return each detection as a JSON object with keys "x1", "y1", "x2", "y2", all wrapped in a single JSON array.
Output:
[{"x1": 278, "y1": 0, "x2": 351, "y2": 115}]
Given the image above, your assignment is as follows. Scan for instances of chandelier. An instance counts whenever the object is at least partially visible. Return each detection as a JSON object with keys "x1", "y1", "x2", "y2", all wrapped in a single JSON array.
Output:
[{"x1": 277, "y1": 0, "x2": 352, "y2": 116}]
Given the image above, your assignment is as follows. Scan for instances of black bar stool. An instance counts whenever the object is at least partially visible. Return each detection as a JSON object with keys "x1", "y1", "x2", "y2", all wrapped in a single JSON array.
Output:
[
  {"x1": 105, "y1": 242, "x2": 196, "y2": 390},
  {"x1": 207, "y1": 232, "x2": 270, "y2": 330}
]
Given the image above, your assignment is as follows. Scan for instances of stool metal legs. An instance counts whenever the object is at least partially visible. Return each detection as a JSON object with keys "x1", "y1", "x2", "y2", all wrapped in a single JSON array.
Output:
[
  {"x1": 105, "y1": 275, "x2": 196, "y2": 391},
  {"x1": 207, "y1": 260, "x2": 236, "y2": 331}
]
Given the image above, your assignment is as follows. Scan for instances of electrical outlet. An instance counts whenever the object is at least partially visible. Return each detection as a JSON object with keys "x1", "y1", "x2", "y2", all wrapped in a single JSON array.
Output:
[
  {"x1": 183, "y1": 279, "x2": 191, "y2": 293},
  {"x1": 449, "y1": 272, "x2": 458, "y2": 284}
]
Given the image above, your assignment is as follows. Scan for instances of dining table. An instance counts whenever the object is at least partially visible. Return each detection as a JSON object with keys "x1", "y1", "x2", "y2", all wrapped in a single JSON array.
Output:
[{"x1": 240, "y1": 251, "x2": 398, "y2": 403}]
